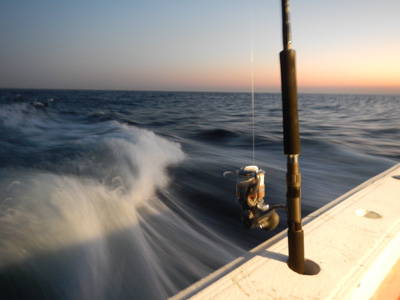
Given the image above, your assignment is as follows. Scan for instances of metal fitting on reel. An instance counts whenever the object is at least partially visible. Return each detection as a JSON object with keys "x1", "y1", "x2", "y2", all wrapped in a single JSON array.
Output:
[
  {"x1": 236, "y1": 166, "x2": 265, "y2": 209},
  {"x1": 234, "y1": 166, "x2": 281, "y2": 231}
]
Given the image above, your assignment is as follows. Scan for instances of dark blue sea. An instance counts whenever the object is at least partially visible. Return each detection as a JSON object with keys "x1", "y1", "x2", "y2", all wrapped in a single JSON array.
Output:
[{"x1": 0, "y1": 89, "x2": 398, "y2": 299}]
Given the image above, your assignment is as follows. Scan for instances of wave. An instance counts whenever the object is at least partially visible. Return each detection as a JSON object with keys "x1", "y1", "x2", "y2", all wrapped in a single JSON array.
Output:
[
  {"x1": 0, "y1": 106, "x2": 243, "y2": 299},
  {"x1": 194, "y1": 128, "x2": 240, "y2": 140},
  {"x1": 0, "y1": 118, "x2": 183, "y2": 251}
]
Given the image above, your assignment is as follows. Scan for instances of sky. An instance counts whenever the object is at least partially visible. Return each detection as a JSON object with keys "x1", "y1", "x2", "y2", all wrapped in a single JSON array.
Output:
[{"x1": 0, "y1": 0, "x2": 399, "y2": 94}]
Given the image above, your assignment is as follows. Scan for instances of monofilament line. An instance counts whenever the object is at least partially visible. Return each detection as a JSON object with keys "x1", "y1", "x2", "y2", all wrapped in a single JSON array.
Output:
[
  {"x1": 251, "y1": 52, "x2": 255, "y2": 165},
  {"x1": 250, "y1": 0, "x2": 255, "y2": 165}
]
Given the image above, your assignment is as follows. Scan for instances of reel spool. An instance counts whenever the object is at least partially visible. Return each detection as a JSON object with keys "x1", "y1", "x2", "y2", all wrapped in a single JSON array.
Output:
[
  {"x1": 233, "y1": 165, "x2": 280, "y2": 231},
  {"x1": 236, "y1": 166, "x2": 265, "y2": 209}
]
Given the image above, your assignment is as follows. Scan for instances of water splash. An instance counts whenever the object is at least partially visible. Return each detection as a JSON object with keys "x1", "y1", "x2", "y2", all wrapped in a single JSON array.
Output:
[{"x1": 0, "y1": 113, "x2": 242, "y2": 299}]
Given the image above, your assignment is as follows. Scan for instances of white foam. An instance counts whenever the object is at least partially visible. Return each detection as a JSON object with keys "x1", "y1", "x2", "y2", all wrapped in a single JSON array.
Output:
[{"x1": 0, "y1": 124, "x2": 185, "y2": 267}]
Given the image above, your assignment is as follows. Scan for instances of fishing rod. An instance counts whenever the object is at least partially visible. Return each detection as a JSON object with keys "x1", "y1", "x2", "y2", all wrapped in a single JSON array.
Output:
[
  {"x1": 280, "y1": 0, "x2": 305, "y2": 274},
  {"x1": 224, "y1": 0, "x2": 305, "y2": 274}
]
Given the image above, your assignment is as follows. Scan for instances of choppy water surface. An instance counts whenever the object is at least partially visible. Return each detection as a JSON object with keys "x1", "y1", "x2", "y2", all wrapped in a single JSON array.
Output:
[{"x1": 0, "y1": 90, "x2": 398, "y2": 299}]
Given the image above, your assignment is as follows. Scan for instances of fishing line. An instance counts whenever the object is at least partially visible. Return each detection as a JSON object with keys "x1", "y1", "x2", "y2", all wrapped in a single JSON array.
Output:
[
  {"x1": 251, "y1": 52, "x2": 255, "y2": 165},
  {"x1": 250, "y1": 0, "x2": 255, "y2": 165}
]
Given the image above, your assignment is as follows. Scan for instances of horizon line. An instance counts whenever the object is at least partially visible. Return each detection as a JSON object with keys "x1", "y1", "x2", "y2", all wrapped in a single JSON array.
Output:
[{"x1": 1, "y1": 86, "x2": 399, "y2": 97}]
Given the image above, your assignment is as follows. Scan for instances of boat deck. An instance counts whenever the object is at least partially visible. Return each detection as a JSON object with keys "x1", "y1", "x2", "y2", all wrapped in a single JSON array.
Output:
[{"x1": 170, "y1": 163, "x2": 400, "y2": 300}]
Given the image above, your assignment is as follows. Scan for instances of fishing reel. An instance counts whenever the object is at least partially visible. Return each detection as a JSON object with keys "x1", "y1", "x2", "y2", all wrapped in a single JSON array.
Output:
[{"x1": 225, "y1": 166, "x2": 283, "y2": 231}]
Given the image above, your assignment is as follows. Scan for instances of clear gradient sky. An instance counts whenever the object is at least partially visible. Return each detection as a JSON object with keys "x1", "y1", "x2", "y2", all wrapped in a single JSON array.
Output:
[{"x1": 1, "y1": 0, "x2": 399, "y2": 94}]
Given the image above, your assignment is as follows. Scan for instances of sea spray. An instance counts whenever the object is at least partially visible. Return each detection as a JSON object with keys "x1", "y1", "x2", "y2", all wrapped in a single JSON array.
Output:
[{"x1": 0, "y1": 114, "x2": 242, "y2": 299}]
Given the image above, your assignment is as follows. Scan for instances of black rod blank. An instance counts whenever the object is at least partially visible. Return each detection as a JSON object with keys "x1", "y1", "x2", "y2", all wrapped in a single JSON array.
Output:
[{"x1": 281, "y1": 0, "x2": 292, "y2": 50}]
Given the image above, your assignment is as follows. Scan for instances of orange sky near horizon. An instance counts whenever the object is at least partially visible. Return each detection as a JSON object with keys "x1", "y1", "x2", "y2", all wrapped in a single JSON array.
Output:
[{"x1": 1, "y1": 1, "x2": 399, "y2": 95}]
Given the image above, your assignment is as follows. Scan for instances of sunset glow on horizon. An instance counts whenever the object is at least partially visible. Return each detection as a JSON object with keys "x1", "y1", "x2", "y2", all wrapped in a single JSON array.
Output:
[{"x1": 1, "y1": 0, "x2": 399, "y2": 94}]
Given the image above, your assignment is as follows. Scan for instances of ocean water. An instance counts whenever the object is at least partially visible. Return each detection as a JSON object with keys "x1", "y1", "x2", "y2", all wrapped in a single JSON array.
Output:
[{"x1": 0, "y1": 89, "x2": 398, "y2": 299}]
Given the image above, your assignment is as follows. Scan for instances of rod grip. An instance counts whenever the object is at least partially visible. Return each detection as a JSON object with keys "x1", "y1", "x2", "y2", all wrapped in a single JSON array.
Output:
[{"x1": 280, "y1": 49, "x2": 300, "y2": 155}]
